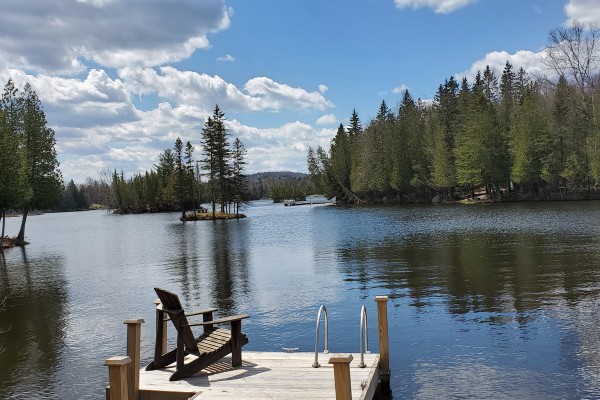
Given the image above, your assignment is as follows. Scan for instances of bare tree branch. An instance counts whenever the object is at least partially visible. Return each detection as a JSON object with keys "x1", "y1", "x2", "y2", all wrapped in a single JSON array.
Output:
[{"x1": 544, "y1": 20, "x2": 600, "y2": 92}]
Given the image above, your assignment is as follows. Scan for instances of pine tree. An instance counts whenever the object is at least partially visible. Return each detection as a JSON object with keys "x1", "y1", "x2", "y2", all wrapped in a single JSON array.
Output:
[
  {"x1": 184, "y1": 141, "x2": 196, "y2": 211},
  {"x1": 511, "y1": 84, "x2": 549, "y2": 192},
  {"x1": 482, "y1": 65, "x2": 499, "y2": 104},
  {"x1": 329, "y1": 123, "x2": 352, "y2": 191},
  {"x1": 174, "y1": 137, "x2": 186, "y2": 219},
  {"x1": 389, "y1": 91, "x2": 418, "y2": 191},
  {"x1": 346, "y1": 109, "x2": 363, "y2": 192},
  {"x1": 156, "y1": 149, "x2": 176, "y2": 208},
  {"x1": 16, "y1": 83, "x2": 62, "y2": 244},
  {"x1": 230, "y1": 138, "x2": 248, "y2": 217},
  {"x1": 0, "y1": 81, "x2": 30, "y2": 242},
  {"x1": 201, "y1": 116, "x2": 217, "y2": 217},
  {"x1": 201, "y1": 105, "x2": 231, "y2": 215},
  {"x1": 429, "y1": 77, "x2": 460, "y2": 194}
]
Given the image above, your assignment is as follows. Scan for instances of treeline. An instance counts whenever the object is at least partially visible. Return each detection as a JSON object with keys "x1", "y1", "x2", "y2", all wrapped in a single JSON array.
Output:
[
  {"x1": 309, "y1": 22, "x2": 600, "y2": 203},
  {"x1": 106, "y1": 105, "x2": 249, "y2": 218},
  {"x1": 245, "y1": 172, "x2": 313, "y2": 202},
  {"x1": 0, "y1": 80, "x2": 62, "y2": 245}
]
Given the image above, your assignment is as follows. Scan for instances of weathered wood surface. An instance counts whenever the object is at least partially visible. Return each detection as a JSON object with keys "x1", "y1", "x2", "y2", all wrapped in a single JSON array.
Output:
[{"x1": 139, "y1": 351, "x2": 379, "y2": 399}]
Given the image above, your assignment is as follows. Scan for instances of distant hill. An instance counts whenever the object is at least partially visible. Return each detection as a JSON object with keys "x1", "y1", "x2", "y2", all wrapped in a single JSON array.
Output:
[
  {"x1": 245, "y1": 171, "x2": 311, "y2": 200},
  {"x1": 246, "y1": 171, "x2": 308, "y2": 183}
]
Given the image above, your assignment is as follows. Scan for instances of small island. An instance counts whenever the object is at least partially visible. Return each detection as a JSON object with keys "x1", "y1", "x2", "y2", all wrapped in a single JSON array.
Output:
[{"x1": 180, "y1": 209, "x2": 246, "y2": 221}]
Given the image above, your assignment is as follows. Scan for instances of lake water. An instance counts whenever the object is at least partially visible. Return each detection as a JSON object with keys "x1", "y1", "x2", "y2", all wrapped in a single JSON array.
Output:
[{"x1": 2, "y1": 200, "x2": 600, "y2": 399}]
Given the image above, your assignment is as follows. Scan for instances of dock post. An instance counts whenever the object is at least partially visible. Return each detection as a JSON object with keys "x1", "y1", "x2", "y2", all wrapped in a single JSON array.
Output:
[
  {"x1": 375, "y1": 295, "x2": 390, "y2": 386},
  {"x1": 329, "y1": 354, "x2": 353, "y2": 400},
  {"x1": 104, "y1": 356, "x2": 131, "y2": 400},
  {"x1": 154, "y1": 299, "x2": 167, "y2": 355},
  {"x1": 124, "y1": 318, "x2": 144, "y2": 400}
]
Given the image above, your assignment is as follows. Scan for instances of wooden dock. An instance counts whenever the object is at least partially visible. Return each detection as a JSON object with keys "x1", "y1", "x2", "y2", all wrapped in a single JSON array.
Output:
[
  {"x1": 137, "y1": 351, "x2": 380, "y2": 399},
  {"x1": 104, "y1": 296, "x2": 390, "y2": 400}
]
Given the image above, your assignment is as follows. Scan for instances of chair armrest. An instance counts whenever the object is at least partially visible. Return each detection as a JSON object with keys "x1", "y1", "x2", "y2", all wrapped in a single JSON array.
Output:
[
  {"x1": 184, "y1": 314, "x2": 250, "y2": 327},
  {"x1": 160, "y1": 306, "x2": 218, "y2": 321}
]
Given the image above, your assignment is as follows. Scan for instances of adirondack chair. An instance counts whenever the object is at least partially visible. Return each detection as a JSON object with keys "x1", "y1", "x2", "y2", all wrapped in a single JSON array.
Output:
[{"x1": 146, "y1": 287, "x2": 250, "y2": 381}]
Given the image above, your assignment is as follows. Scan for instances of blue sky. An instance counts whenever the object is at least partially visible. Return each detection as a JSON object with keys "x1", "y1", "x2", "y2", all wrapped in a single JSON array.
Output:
[{"x1": 0, "y1": 0, "x2": 597, "y2": 182}]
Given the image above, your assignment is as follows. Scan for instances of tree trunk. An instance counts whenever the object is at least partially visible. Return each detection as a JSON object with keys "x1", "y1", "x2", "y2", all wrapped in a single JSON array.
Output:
[{"x1": 16, "y1": 206, "x2": 29, "y2": 246}]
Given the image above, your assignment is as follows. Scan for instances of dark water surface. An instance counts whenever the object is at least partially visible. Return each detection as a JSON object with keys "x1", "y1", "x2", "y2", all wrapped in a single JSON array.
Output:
[{"x1": 2, "y1": 200, "x2": 600, "y2": 399}]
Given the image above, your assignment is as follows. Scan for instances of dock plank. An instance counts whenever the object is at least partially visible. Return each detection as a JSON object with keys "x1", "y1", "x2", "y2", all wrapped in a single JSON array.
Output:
[{"x1": 139, "y1": 351, "x2": 380, "y2": 399}]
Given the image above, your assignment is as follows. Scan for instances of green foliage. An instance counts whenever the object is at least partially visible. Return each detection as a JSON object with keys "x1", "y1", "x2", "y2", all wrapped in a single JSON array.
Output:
[
  {"x1": 105, "y1": 105, "x2": 248, "y2": 215},
  {"x1": 267, "y1": 179, "x2": 310, "y2": 203},
  {"x1": 57, "y1": 180, "x2": 89, "y2": 211},
  {"x1": 510, "y1": 85, "x2": 548, "y2": 185},
  {"x1": 0, "y1": 80, "x2": 62, "y2": 243},
  {"x1": 308, "y1": 54, "x2": 600, "y2": 201}
]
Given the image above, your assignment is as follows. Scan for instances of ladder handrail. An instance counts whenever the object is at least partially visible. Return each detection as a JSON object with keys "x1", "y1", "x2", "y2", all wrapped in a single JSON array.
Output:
[
  {"x1": 359, "y1": 305, "x2": 370, "y2": 368},
  {"x1": 312, "y1": 305, "x2": 329, "y2": 368}
]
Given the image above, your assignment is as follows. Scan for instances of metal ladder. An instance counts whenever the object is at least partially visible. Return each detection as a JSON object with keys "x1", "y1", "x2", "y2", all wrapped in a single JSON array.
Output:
[
  {"x1": 358, "y1": 304, "x2": 370, "y2": 368},
  {"x1": 312, "y1": 305, "x2": 329, "y2": 368},
  {"x1": 312, "y1": 304, "x2": 370, "y2": 368}
]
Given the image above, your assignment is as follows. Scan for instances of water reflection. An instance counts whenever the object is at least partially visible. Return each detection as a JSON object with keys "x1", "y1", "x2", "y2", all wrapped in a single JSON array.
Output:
[
  {"x1": 166, "y1": 220, "x2": 251, "y2": 316},
  {"x1": 338, "y1": 231, "x2": 600, "y2": 316},
  {"x1": 329, "y1": 203, "x2": 600, "y2": 398},
  {"x1": 0, "y1": 248, "x2": 68, "y2": 399}
]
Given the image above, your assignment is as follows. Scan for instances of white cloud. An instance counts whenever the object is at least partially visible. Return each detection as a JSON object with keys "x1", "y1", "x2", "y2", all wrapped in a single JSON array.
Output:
[
  {"x1": 0, "y1": 0, "x2": 231, "y2": 73},
  {"x1": 318, "y1": 84, "x2": 328, "y2": 94},
  {"x1": 565, "y1": 0, "x2": 600, "y2": 25},
  {"x1": 217, "y1": 54, "x2": 235, "y2": 62},
  {"x1": 316, "y1": 114, "x2": 339, "y2": 126},
  {"x1": 394, "y1": 0, "x2": 477, "y2": 14},
  {"x1": 2, "y1": 68, "x2": 137, "y2": 128},
  {"x1": 0, "y1": 63, "x2": 336, "y2": 182},
  {"x1": 392, "y1": 84, "x2": 410, "y2": 94},
  {"x1": 119, "y1": 67, "x2": 333, "y2": 113},
  {"x1": 456, "y1": 50, "x2": 553, "y2": 83},
  {"x1": 244, "y1": 77, "x2": 333, "y2": 111},
  {"x1": 226, "y1": 119, "x2": 336, "y2": 172}
]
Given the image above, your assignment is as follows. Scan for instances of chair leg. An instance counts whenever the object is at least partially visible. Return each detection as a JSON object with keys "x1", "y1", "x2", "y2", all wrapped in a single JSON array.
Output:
[
  {"x1": 154, "y1": 309, "x2": 165, "y2": 365},
  {"x1": 176, "y1": 327, "x2": 185, "y2": 370},
  {"x1": 231, "y1": 320, "x2": 242, "y2": 367}
]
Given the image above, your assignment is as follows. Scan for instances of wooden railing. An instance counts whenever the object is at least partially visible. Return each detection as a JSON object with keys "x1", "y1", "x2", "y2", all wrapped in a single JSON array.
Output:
[{"x1": 104, "y1": 319, "x2": 144, "y2": 400}]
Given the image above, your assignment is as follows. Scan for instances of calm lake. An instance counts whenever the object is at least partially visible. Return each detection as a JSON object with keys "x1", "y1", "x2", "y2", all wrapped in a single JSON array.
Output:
[{"x1": 2, "y1": 200, "x2": 600, "y2": 399}]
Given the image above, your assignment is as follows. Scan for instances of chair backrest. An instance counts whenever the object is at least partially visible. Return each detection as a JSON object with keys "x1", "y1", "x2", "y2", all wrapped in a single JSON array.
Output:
[{"x1": 154, "y1": 287, "x2": 198, "y2": 353}]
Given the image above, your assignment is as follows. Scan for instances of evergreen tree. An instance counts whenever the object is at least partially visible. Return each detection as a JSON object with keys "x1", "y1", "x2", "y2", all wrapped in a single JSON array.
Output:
[
  {"x1": 201, "y1": 105, "x2": 231, "y2": 215},
  {"x1": 482, "y1": 65, "x2": 499, "y2": 103},
  {"x1": 427, "y1": 78, "x2": 459, "y2": 195},
  {"x1": 511, "y1": 84, "x2": 549, "y2": 191},
  {"x1": 0, "y1": 82, "x2": 29, "y2": 242},
  {"x1": 544, "y1": 76, "x2": 574, "y2": 192},
  {"x1": 174, "y1": 137, "x2": 186, "y2": 219},
  {"x1": 346, "y1": 109, "x2": 363, "y2": 191},
  {"x1": 156, "y1": 149, "x2": 176, "y2": 208},
  {"x1": 329, "y1": 123, "x2": 352, "y2": 191},
  {"x1": 230, "y1": 138, "x2": 248, "y2": 216},
  {"x1": 389, "y1": 91, "x2": 417, "y2": 191},
  {"x1": 16, "y1": 83, "x2": 62, "y2": 244},
  {"x1": 201, "y1": 116, "x2": 217, "y2": 217},
  {"x1": 184, "y1": 141, "x2": 196, "y2": 210}
]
